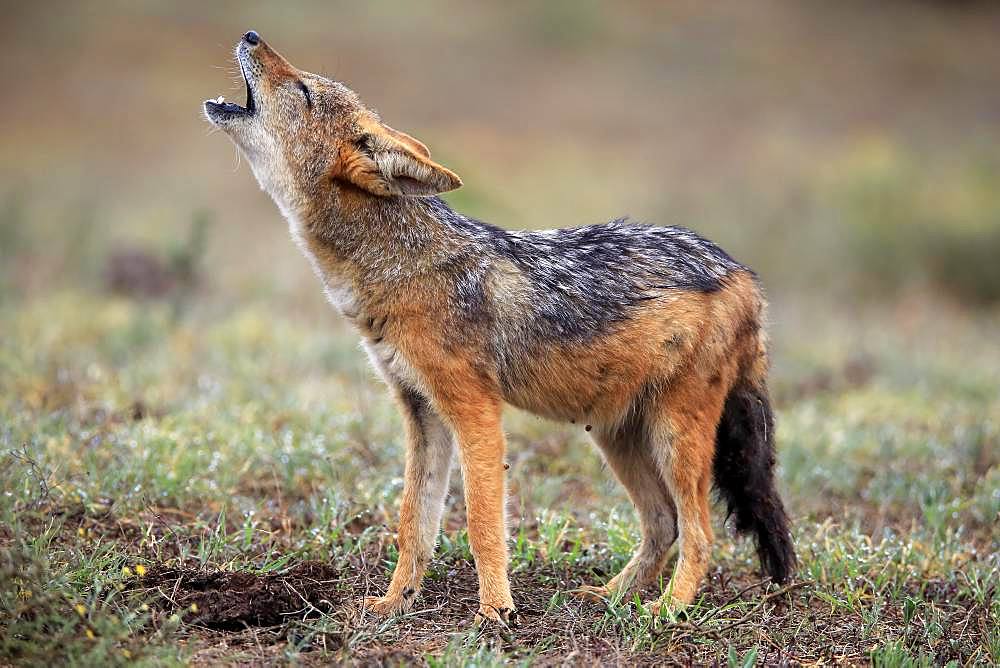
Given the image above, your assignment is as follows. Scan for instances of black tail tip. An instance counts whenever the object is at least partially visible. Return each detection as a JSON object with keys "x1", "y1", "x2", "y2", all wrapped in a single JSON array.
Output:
[
  {"x1": 758, "y1": 523, "x2": 796, "y2": 584},
  {"x1": 714, "y1": 383, "x2": 797, "y2": 584}
]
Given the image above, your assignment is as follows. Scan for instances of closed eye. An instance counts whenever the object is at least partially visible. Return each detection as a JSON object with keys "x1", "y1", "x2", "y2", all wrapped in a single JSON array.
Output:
[{"x1": 296, "y1": 80, "x2": 312, "y2": 109}]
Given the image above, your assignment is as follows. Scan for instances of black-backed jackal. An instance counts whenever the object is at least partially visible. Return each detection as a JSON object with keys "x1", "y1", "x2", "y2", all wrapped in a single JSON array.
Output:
[{"x1": 204, "y1": 31, "x2": 795, "y2": 624}]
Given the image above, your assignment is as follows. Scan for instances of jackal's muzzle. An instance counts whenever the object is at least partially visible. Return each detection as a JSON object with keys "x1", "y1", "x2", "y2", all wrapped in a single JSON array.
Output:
[{"x1": 203, "y1": 31, "x2": 261, "y2": 124}]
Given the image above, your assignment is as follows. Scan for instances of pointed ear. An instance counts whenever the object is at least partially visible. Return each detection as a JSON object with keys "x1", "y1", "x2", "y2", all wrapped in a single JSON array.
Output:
[
  {"x1": 336, "y1": 121, "x2": 462, "y2": 197},
  {"x1": 381, "y1": 124, "x2": 431, "y2": 158}
]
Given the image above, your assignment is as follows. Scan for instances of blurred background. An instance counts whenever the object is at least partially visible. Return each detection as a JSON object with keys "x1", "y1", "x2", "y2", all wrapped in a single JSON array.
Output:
[{"x1": 3, "y1": 1, "x2": 999, "y2": 312}]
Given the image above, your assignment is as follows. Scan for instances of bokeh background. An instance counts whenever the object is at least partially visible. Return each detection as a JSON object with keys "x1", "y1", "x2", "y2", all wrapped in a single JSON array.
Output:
[
  {"x1": 2, "y1": 3, "x2": 998, "y2": 663},
  {"x1": 4, "y1": 1, "x2": 1000, "y2": 311}
]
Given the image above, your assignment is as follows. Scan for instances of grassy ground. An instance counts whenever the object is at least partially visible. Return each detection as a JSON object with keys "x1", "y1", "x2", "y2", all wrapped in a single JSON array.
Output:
[{"x1": 2, "y1": 294, "x2": 997, "y2": 665}]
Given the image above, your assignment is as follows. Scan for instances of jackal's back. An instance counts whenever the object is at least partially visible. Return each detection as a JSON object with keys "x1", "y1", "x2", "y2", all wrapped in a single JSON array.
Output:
[{"x1": 427, "y1": 198, "x2": 749, "y2": 343}]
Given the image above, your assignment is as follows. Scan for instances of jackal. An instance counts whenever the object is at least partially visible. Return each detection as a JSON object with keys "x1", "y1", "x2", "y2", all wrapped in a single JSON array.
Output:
[{"x1": 204, "y1": 31, "x2": 795, "y2": 623}]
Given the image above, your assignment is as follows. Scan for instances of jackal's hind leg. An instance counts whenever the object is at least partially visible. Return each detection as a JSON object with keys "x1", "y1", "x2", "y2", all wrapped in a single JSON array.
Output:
[
  {"x1": 576, "y1": 422, "x2": 677, "y2": 602},
  {"x1": 646, "y1": 396, "x2": 723, "y2": 615}
]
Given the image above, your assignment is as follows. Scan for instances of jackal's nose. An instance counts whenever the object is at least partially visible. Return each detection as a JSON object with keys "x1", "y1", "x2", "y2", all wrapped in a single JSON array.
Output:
[{"x1": 243, "y1": 30, "x2": 260, "y2": 46}]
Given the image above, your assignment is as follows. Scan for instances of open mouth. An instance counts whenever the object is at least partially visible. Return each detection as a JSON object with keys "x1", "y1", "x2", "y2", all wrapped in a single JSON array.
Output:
[{"x1": 204, "y1": 61, "x2": 256, "y2": 120}]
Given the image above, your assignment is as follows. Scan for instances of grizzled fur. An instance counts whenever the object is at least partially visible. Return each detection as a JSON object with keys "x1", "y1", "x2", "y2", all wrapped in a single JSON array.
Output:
[
  {"x1": 204, "y1": 31, "x2": 796, "y2": 623},
  {"x1": 415, "y1": 197, "x2": 750, "y2": 405},
  {"x1": 425, "y1": 196, "x2": 745, "y2": 338}
]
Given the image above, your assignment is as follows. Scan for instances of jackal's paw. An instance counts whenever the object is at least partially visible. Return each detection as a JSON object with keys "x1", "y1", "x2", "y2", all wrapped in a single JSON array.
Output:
[
  {"x1": 645, "y1": 596, "x2": 687, "y2": 620},
  {"x1": 570, "y1": 584, "x2": 612, "y2": 603},
  {"x1": 475, "y1": 602, "x2": 518, "y2": 627},
  {"x1": 362, "y1": 593, "x2": 413, "y2": 617}
]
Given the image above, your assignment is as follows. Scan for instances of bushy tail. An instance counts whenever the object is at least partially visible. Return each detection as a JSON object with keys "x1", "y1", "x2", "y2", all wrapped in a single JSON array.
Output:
[{"x1": 713, "y1": 380, "x2": 796, "y2": 584}]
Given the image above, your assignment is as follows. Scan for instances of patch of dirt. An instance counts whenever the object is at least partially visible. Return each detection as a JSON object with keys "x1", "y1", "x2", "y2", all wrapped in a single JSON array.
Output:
[{"x1": 141, "y1": 561, "x2": 341, "y2": 630}]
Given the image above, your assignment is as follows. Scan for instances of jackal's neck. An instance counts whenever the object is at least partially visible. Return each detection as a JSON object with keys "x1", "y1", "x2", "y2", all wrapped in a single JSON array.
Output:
[{"x1": 299, "y1": 191, "x2": 475, "y2": 281}]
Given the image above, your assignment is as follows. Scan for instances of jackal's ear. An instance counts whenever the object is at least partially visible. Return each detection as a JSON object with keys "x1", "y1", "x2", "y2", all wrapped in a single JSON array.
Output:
[{"x1": 336, "y1": 123, "x2": 462, "y2": 197}]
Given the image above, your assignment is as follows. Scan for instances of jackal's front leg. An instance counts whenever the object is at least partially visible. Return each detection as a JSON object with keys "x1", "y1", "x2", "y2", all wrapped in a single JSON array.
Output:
[
  {"x1": 450, "y1": 399, "x2": 515, "y2": 623},
  {"x1": 364, "y1": 388, "x2": 454, "y2": 616}
]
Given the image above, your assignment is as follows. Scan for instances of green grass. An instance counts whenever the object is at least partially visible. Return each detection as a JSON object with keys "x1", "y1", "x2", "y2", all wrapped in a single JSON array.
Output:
[{"x1": 1, "y1": 294, "x2": 997, "y2": 665}]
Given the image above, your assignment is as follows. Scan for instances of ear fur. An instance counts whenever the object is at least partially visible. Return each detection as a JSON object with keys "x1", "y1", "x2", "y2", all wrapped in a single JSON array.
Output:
[
  {"x1": 382, "y1": 125, "x2": 431, "y2": 158},
  {"x1": 337, "y1": 120, "x2": 461, "y2": 197}
]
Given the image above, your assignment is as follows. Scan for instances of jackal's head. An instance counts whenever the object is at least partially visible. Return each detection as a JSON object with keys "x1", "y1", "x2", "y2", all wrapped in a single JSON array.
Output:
[{"x1": 204, "y1": 31, "x2": 461, "y2": 216}]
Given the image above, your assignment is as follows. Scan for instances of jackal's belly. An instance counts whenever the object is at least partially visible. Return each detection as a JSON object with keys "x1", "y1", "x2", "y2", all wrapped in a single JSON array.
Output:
[
  {"x1": 498, "y1": 334, "x2": 687, "y2": 423},
  {"x1": 501, "y1": 371, "x2": 640, "y2": 423}
]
